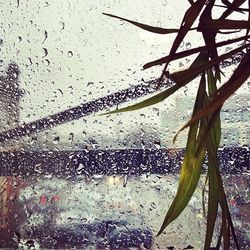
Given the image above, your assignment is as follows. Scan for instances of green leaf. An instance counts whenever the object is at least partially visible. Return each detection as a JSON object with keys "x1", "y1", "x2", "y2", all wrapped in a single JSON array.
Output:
[
  {"x1": 179, "y1": 47, "x2": 250, "y2": 129},
  {"x1": 217, "y1": 175, "x2": 235, "y2": 248},
  {"x1": 102, "y1": 13, "x2": 180, "y2": 34},
  {"x1": 157, "y1": 73, "x2": 206, "y2": 236},
  {"x1": 202, "y1": 174, "x2": 208, "y2": 217},
  {"x1": 204, "y1": 70, "x2": 221, "y2": 249},
  {"x1": 172, "y1": 52, "x2": 209, "y2": 143},
  {"x1": 205, "y1": 144, "x2": 219, "y2": 250},
  {"x1": 213, "y1": 152, "x2": 240, "y2": 249},
  {"x1": 207, "y1": 70, "x2": 221, "y2": 146},
  {"x1": 221, "y1": 205, "x2": 230, "y2": 249},
  {"x1": 219, "y1": 185, "x2": 240, "y2": 249},
  {"x1": 103, "y1": 52, "x2": 207, "y2": 116},
  {"x1": 101, "y1": 83, "x2": 180, "y2": 115}
]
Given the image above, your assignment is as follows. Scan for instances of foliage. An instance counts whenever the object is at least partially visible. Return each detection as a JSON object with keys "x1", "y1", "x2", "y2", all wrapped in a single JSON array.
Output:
[{"x1": 104, "y1": 0, "x2": 250, "y2": 249}]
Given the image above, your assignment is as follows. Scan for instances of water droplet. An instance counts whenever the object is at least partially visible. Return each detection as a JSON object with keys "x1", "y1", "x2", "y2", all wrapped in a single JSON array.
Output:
[
  {"x1": 152, "y1": 107, "x2": 160, "y2": 116},
  {"x1": 87, "y1": 81, "x2": 94, "y2": 87},
  {"x1": 123, "y1": 175, "x2": 128, "y2": 187},
  {"x1": 9, "y1": 194, "x2": 16, "y2": 201},
  {"x1": 53, "y1": 136, "x2": 60, "y2": 144},
  {"x1": 76, "y1": 163, "x2": 84, "y2": 174},
  {"x1": 179, "y1": 62, "x2": 184, "y2": 67},
  {"x1": 42, "y1": 30, "x2": 48, "y2": 44},
  {"x1": 28, "y1": 57, "x2": 32, "y2": 65},
  {"x1": 67, "y1": 51, "x2": 73, "y2": 58},
  {"x1": 168, "y1": 14, "x2": 173, "y2": 20},
  {"x1": 162, "y1": 0, "x2": 168, "y2": 6},
  {"x1": 41, "y1": 48, "x2": 48, "y2": 57},
  {"x1": 57, "y1": 88, "x2": 63, "y2": 96},
  {"x1": 44, "y1": 173, "x2": 53, "y2": 179},
  {"x1": 186, "y1": 42, "x2": 191, "y2": 50},
  {"x1": 68, "y1": 133, "x2": 74, "y2": 142},
  {"x1": 154, "y1": 140, "x2": 161, "y2": 149},
  {"x1": 44, "y1": 59, "x2": 50, "y2": 66},
  {"x1": 60, "y1": 22, "x2": 65, "y2": 31}
]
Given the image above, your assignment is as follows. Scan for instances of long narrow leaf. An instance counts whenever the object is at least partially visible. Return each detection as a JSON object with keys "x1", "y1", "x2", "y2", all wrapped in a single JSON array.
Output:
[
  {"x1": 217, "y1": 171, "x2": 238, "y2": 248},
  {"x1": 216, "y1": 226, "x2": 223, "y2": 249},
  {"x1": 159, "y1": 0, "x2": 207, "y2": 84},
  {"x1": 103, "y1": 13, "x2": 180, "y2": 34},
  {"x1": 205, "y1": 144, "x2": 219, "y2": 250},
  {"x1": 103, "y1": 53, "x2": 207, "y2": 115},
  {"x1": 179, "y1": 48, "x2": 250, "y2": 129},
  {"x1": 202, "y1": 174, "x2": 208, "y2": 217},
  {"x1": 207, "y1": 70, "x2": 221, "y2": 147},
  {"x1": 200, "y1": 19, "x2": 250, "y2": 30},
  {"x1": 157, "y1": 73, "x2": 206, "y2": 236},
  {"x1": 204, "y1": 69, "x2": 221, "y2": 249},
  {"x1": 220, "y1": 195, "x2": 239, "y2": 248},
  {"x1": 214, "y1": 3, "x2": 249, "y2": 12},
  {"x1": 187, "y1": 0, "x2": 194, "y2": 5},
  {"x1": 143, "y1": 34, "x2": 250, "y2": 69},
  {"x1": 102, "y1": 83, "x2": 180, "y2": 115},
  {"x1": 199, "y1": 0, "x2": 221, "y2": 81},
  {"x1": 219, "y1": 0, "x2": 247, "y2": 19},
  {"x1": 170, "y1": 42, "x2": 249, "y2": 85},
  {"x1": 247, "y1": 0, "x2": 250, "y2": 35},
  {"x1": 220, "y1": 204, "x2": 230, "y2": 249},
  {"x1": 222, "y1": 0, "x2": 245, "y2": 13}
]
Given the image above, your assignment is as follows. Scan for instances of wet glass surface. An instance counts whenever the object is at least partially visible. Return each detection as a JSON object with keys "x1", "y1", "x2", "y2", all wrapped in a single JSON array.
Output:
[
  {"x1": 0, "y1": 149, "x2": 249, "y2": 249},
  {"x1": 0, "y1": 0, "x2": 249, "y2": 249}
]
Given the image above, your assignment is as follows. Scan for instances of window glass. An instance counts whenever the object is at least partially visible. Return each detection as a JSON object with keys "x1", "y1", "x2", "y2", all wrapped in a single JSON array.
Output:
[{"x1": 0, "y1": 0, "x2": 249, "y2": 248}]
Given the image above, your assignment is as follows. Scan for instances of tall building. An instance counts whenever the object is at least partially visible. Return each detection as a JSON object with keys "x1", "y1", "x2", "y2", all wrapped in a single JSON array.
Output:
[
  {"x1": 0, "y1": 63, "x2": 23, "y2": 131},
  {"x1": 0, "y1": 64, "x2": 24, "y2": 243},
  {"x1": 0, "y1": 63, "x2": 24, "y2": 148}
]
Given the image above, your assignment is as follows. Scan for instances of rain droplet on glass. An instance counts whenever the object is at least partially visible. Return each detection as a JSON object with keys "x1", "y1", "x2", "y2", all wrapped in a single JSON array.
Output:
[{"x1": 67, "y1": 51, "x2": 73, "y2": 58}]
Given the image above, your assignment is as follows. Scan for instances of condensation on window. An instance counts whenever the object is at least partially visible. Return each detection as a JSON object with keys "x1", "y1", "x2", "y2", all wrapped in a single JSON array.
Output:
[{"x1": 0, "y1": 0, "x2": 249, "y2": 249}]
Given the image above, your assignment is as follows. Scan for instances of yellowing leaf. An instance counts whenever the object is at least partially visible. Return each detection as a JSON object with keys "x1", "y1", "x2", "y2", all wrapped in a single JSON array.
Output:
[
  {"x1": 157, "y1": 73, "x2": 206, "y2": 235},
  {"x1": 180, "y1": 48, "x2": 250, "y2": 129}
]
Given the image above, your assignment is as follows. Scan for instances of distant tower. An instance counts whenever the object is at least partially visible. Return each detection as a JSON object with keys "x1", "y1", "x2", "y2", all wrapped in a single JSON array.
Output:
[{"x1": 0, "y1": 63, "x2": 24, "y2": 133}]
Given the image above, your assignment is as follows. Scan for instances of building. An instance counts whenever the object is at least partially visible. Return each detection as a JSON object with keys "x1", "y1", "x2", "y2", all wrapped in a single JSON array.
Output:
[
  {"x1": 0, "y1": 63, "x2": 24, "y2": 132},
  {"x1": 160, "y1": 94, "x2": 250, "y2": 148},
  {"x1": 0, "y1": 63, "x2": 25, "y2": 245}
]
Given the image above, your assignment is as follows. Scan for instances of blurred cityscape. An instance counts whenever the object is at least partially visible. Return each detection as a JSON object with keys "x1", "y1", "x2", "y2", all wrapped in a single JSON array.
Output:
[
  {"x1": 0, "y1": 63, "x2": 249, "y2": 151},
  {"x1": 160, "y1": 94, "x2": 250, "y2": 148},
  {"x1": 0, "y1": 63, "x2": 249, "y2": 249}
]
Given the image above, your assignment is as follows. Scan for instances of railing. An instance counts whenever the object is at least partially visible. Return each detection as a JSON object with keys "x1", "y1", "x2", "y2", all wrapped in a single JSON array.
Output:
[{"x1": 0, "y1": 147, "x2": 248, "y2": 176}]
